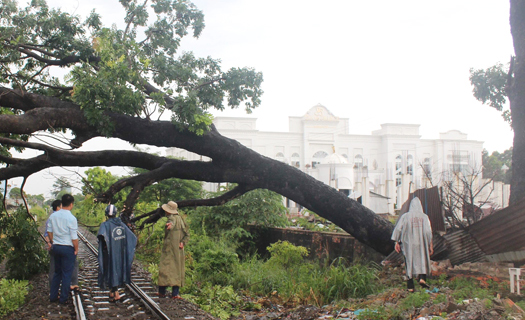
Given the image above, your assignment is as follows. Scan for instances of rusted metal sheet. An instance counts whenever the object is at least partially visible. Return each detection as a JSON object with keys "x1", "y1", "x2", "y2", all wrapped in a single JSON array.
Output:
[
  {"x1": 442, "y1": 229, "x2": 486, "y2": 266},
  {"x1": 400, "y1": 186, "x2": 445, "y2": 233},
  {"x1": 467, "y1": 198, "x2": 525, "y2": 255},
  {"x1": 383, "y1": 230, "x2": 486, "y2": 267}
]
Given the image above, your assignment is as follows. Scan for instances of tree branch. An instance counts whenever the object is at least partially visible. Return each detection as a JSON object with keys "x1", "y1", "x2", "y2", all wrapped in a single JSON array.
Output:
[
  {"x1": 0, "y1": 89, "x2": 396, "y2": 254},
  {"x1": 133, "y1": 184, "x2": 255, "y2": 227},
  {"x1": 15, "y1": 46, "x2": 100, "y2": 66}
]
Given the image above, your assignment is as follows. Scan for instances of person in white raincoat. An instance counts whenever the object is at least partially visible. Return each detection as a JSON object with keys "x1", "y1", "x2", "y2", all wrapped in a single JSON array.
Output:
[{"x1": 391, "y1": 197, "x2": 433, "y2": 292}]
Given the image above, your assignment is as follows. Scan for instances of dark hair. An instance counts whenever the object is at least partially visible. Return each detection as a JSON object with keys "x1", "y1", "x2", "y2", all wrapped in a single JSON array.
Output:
[
  {"x1": 61, "y1": 194, "x2": 75, "y2": 207},
  {"x1": 51, "y1": 200, "x2": 62, "y2": 212}
]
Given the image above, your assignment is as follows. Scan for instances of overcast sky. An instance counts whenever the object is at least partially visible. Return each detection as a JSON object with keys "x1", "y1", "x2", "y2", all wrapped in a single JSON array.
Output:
[{"x1": 13, "y1": 0, "x2": 516, "y2": 197}]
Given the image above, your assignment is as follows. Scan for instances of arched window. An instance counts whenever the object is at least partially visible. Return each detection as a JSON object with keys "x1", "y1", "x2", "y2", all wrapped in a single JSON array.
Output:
[
  {"x1": 395, "y1": 155, "x2": 402, "y2": 186},
  {"x1": 395, "y1": 155, "x2": 402, "y2": 172},
  {"x1": 275, "y1": 152, "x2": 285, "y2": 162},
  {"x1": 354, "y1": 154, "x2": 363, "y2": 169},
  {"x1": 312, "y1": 151, "x2": 327, "y2": 168},
  {"x1": 407, "y1": 154, "x2": 413, "y2": 175},
  {"x1": 291, "y1": 153, "x2": 300, "y2": 168}
]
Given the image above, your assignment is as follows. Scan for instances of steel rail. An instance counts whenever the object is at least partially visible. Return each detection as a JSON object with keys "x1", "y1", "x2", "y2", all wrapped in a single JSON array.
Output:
[
  {"x1": 72, "y1": 288, "x2": 87, "y2": 320},
  {"x1": 77, "y1": 230, "x2": 171, "y2": 320},
  {"x1": 40, "y1": 231, "x2": 87, "y2": 320}
]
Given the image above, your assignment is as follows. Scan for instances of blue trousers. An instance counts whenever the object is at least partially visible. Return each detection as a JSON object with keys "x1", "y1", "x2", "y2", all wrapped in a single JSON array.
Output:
[
  {"x1": 48, "y1": 250, "x2": 79, "y2": 289},
  {"x1": 50, "y1": 245, "x2": 76, "y2": 303}
]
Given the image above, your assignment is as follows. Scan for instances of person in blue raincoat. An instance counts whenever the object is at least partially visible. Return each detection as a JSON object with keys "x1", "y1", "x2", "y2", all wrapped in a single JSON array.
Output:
[{"x1": 98, "y1": 204, "x2": 137, "y2": 302}]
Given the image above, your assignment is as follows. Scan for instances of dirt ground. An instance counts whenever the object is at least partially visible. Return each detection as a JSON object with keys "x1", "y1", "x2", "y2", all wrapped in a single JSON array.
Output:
[
  {"x1": 4, "y1": 262, "x2": 525, "y2": 319},
  {"x1": 0, "y1": 271, "x2": 215, "y2": 320}
]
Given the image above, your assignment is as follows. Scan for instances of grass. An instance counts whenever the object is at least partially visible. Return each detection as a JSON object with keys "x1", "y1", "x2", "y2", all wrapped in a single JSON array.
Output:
[{"x1": 137, "y1": 232, "x2": 518, "y2": 319}]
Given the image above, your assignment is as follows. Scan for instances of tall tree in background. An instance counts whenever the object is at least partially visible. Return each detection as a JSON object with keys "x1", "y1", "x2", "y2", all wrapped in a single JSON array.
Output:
[
  {"x1": 51, "y1": 177, "x2": 72, "y2": 198},
  {"x1": 482, "y1": 148, "x2": 512, "y2": 184},
  {"x1": 0, "y1": 1, "x2": 394, "y2": 254},
  {"x1": 470, "y1": 1, "x2": 525, "y2": 205},
  {"x1": 8, "y1": 186, "x2": 24, "y2": 202}
]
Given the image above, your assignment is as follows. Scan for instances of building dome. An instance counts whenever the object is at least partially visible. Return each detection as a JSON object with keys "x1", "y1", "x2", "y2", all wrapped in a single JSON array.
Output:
[{"x1": 321, "y1": 153, "x2": 348, "y2": 164}]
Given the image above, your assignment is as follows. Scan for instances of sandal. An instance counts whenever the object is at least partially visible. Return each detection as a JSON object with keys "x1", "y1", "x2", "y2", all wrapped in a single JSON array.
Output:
[
  {"x1": 172, "y1": 295, "x2": 183, "y2": 300},
  {"x1": 407, "y1": 289, "x2": 415, "y2": 293},
  {"x1": 419, "y1": 280, "x2": 430, "y2": 289},
  {"x1": 109, "y1": 292, "x2": 120, "y2": 303}
]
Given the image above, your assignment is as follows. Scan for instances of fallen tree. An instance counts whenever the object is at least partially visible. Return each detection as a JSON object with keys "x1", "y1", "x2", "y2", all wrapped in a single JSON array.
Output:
[{"x1": 0, "y1": 0, "x2": 394, "y2": 255}]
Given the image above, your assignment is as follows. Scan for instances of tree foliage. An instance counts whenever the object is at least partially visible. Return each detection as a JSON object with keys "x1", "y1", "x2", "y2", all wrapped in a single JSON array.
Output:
[
  {"x1": 482, "y1": 148, "x2": 512, "y2": 184},
  {"x1": 0, "y1": 208, "x2": 47, "y2": 280},
  {"x1": 469, "y1": 63, "x2": 511, "y2": 124},
  {"x1": 51, "y1": 177, "x2": 72, "y2": 198},
  {"x1": 8, "y1": 187, "x2": 24, "y2": 201},
  {"x1": 189, "y1": 185, "x2": 289, "y2": 240},
  {"x1": 133, "y1": 167, "x2": 203, "y2": 206}
]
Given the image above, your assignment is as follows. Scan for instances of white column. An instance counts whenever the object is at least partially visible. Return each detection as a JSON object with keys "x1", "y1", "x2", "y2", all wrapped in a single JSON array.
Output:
[
  {"x1": 362, "y1": 177, "x2": 370, "y2": 207},
  {"x1": 385, "y1": 180, "x2": 395, "y2": 214}
]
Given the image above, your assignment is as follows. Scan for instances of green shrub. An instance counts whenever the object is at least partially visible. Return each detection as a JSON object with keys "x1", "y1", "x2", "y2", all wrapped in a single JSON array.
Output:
[
  {"x1": 316, "y1": 259, "x2": 381, "y2": 302},
  {"x1": 185, "y1": 284, "x2": 243, "y2": 320},
  {"x1": 196, "y1": 248, "x2": 239, "y2": 276},
  {"x1": 229, "y1": 250, "x2": 381, "y2": 306},
  {"x1": 148, "y1": 263, "x2": 159, "y2": 285},
  {"x1": 182, "y1": 232, "x2": 240, "y2": 288},
  {"x1": 266, "y1": 240, "x2": 308, "y2": 269},
  {"x1": 30, "y1": 206, "x2": 47, "y2": 222},
  {"x1": 230, "y1": 255, "x2": 282, "y2": 294},
  {"x1": 135, "y1": 221, "x2": 166, "y2": 264},
  {"x1": 0, "y1": 208, "x2": 48, "y2": 280},
  {"x1": 0, "y1": 278, "x2": 29, "y2": 317}
]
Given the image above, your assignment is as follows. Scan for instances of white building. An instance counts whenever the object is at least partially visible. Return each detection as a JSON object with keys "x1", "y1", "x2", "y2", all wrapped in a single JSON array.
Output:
[{"x1": 167, "y1": 104, "x2": 506, "y2": 214}]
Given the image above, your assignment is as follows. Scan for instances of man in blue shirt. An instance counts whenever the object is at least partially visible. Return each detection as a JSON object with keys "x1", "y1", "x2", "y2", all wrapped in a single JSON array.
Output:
[{"x1": 47, "y1": 194, "x2": 78, "y2": 304}]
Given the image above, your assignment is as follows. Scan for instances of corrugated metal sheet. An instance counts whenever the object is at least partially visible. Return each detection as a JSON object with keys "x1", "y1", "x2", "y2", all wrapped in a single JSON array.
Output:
[
  {"x1": 382, "y1": 233, "x2": 449, "y2": 266},
  {"x1": 400, "y1": 186, "x2": 445, "y2": 233},
  {"x1": 442, "y1": 229, "x2": 486, "y2": 266},
  {"x1": 485, "y1": 250, "x2": 525, "y2": 263},
  {"x1": 467, "y1": 197, "x2": 525, "y2": 255}
]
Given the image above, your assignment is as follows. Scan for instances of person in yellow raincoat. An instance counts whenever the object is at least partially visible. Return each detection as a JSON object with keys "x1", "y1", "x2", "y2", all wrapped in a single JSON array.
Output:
[{"x1": 158, "y1": 201, "x2": 189, "y2": 299}]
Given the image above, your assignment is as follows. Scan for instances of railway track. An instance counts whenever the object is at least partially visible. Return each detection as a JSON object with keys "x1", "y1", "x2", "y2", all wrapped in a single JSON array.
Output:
[
  {"x1": 33, "y1": 227, "x2": 215, "y2": 320},
  {"x1": 76, "y1": 230, "x2": 171, "y2": 320}
]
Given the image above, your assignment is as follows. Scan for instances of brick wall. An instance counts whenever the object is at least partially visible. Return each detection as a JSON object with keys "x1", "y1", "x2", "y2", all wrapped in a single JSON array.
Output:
[{"x1": 246, "y1": 226, "x2": 385, "y2": 264}]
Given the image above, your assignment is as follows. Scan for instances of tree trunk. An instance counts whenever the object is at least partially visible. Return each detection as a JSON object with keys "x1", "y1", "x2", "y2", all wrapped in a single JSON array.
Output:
[{"x1": 510, "y1": 0, "x2": 525, "y2": 205}]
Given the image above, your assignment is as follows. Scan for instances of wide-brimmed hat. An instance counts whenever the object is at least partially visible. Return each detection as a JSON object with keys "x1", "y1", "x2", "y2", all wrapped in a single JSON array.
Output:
[{"x1": 161, "y1": 201, "x2": 179, "y2": 214}]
